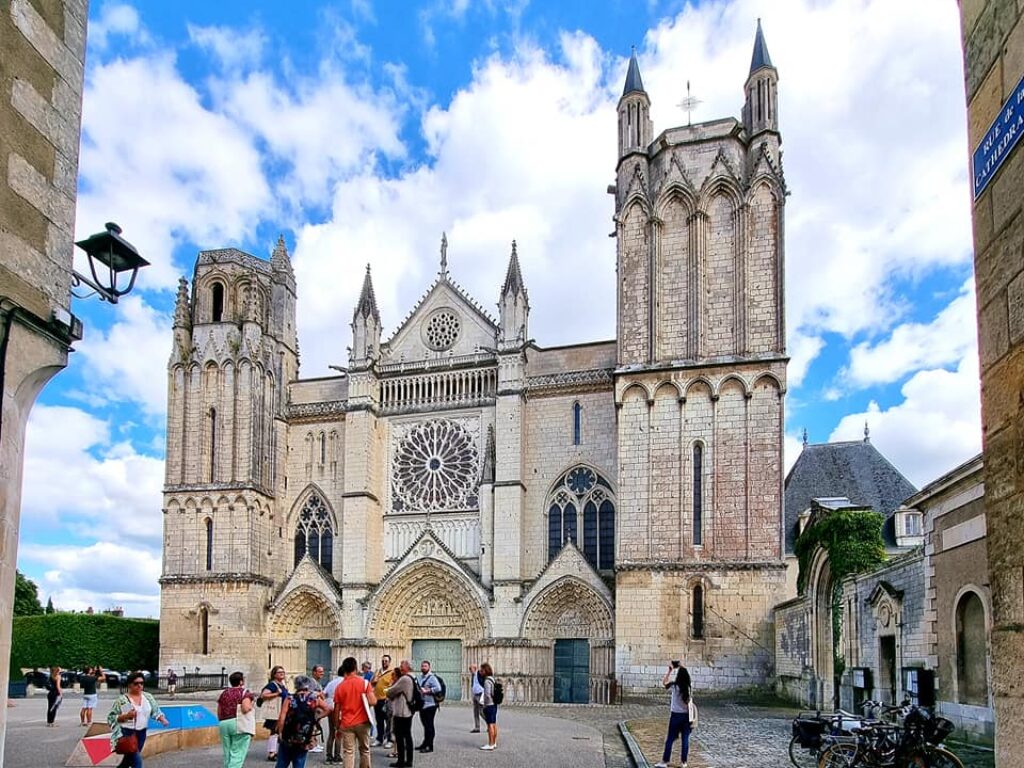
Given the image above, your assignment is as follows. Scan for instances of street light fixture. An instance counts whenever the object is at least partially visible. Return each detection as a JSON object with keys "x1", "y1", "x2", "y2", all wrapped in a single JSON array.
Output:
[{"x1": 72, "y1": 222, "x2": 149, "y2": 303}]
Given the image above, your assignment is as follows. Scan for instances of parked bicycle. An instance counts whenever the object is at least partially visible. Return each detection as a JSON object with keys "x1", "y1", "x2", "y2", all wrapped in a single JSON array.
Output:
[
  {"x1": 816, "y1": 700, "x2": 963, "y2": 768},
  {"x1": 789, "y1": 709, "x2": 865, "y2": 768}
]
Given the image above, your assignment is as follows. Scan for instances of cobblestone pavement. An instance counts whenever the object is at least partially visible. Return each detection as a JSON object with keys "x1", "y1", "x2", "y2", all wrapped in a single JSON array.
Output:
[{"x1": 618, "y1": 695, "x2": 994, "y2": 768}]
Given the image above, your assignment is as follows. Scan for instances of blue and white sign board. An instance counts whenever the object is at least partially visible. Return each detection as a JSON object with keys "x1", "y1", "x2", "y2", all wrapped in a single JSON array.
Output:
[
  {"x1": 973, "y1": 72, "x2": 1024, "y2": 199},
  {"x1": 157, "y1": 704, "x2": 219, "y2": 730}
]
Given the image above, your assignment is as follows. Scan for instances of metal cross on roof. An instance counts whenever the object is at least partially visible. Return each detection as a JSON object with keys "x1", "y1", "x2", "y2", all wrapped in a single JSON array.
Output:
[{"x1": 677, "y1": 80, "x2": 702, "y2": 126}]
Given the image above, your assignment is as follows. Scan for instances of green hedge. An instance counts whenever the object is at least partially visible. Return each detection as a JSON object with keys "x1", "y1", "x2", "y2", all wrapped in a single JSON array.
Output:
[{"x1": 10, "y1": 614, "x2": 159, "y2": 674}]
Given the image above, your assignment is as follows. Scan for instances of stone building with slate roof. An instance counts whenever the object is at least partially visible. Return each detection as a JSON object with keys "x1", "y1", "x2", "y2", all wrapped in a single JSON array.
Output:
[{"x1": 159, "y1": 24, "x2": 789, "y2": 701}]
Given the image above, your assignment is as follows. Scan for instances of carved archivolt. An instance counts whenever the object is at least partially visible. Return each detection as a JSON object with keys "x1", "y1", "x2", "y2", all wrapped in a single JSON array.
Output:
[
  {"x1": 367, "y1": 560, "x2": 488, "y2": 643},
  {"x1": 270, "y1": 587, "x2": 340, "y2": 639},
  {"x1": 522, "y1": 577, "x2": 614, "y2": 640}
]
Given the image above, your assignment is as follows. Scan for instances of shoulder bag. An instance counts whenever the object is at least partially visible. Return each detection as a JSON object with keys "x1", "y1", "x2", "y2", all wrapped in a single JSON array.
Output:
[
  {"x1": 114, "y1": 733, "x2": 139, "y2": 754},
  {"x1": 688, "y1": 698, "x2": 698, "y2": 731},
  {"x1": 236, "y1": 694, "x2": 256, "y2": 735}
]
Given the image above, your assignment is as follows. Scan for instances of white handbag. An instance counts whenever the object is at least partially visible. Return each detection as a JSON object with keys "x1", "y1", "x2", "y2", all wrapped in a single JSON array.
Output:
[
  {"x1": 361, "y1": 681, "x2": 375, "y2": 736},
  {"x1": 688, "y1": 698, "x2": 698, "y2": 731}
]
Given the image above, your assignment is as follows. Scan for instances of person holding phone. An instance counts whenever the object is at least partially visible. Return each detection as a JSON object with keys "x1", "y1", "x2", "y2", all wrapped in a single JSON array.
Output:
[
  {"x1": 106, "y1": 672, "x2": 169, "y2": 768},
  {"x1": 654, "y1": 660, "x2": 692, "y2": 768}
]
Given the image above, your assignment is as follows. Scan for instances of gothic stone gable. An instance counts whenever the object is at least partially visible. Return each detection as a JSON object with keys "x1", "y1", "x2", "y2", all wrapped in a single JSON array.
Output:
[
  {"x1": 383, "y1": 279, "x2": 497, "y2": 362},
  {"x1": 520, "y1": 542, "x2": 614, "y2": 640}
]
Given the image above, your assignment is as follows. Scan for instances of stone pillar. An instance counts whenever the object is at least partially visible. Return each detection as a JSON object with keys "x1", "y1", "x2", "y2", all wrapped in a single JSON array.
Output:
[
  {"x1": 959, "y1": 2, "x2": 1024, "y2": 764},
  {"x1": 0, "y1": 0, "x2": 89, "y2": 760}
]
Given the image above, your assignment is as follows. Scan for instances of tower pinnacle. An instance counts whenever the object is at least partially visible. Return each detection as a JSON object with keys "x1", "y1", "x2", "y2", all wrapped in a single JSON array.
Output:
[
  {"x1": 622, "y1": 46, "x2": 646, "y2": 96},
  {"x1": 749, "y1": 18, "x2": 774, "y2": 75}
]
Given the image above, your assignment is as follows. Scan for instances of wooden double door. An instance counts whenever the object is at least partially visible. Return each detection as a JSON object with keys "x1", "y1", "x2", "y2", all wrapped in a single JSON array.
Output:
[
  {"x1": 554, "y1": 638, "x2": 590, "y2": 703},
  {"x1": 411, "y1": 639, "x2": 462, "y2": 701}
]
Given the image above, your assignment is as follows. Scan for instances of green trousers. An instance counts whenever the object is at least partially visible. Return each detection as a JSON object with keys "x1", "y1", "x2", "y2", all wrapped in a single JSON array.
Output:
[{"x1": 218, "y1": 718, "x2": 252, "y2": 768}]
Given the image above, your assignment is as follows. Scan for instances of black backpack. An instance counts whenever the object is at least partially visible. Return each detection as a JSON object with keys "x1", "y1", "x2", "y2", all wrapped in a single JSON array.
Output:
[
  {"x1": 282, "y1": 694, "x2": 317, "y2": 749},
  {"x1": 407, "y1": 677, "x2": 424, "y2": 713},
  {"x1": 492, "y1": 680, "x2": 504, "y2": 706},
  {"x1": 433, "y1": 675, "x2": 446, "y2": 705}
]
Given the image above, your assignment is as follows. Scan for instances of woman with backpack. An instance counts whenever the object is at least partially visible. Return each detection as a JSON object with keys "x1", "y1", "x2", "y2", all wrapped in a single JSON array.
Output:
[
  {"x1": 260, "y1": 666, "x2": 288, "y2": 761},
  {"x1": 478, "y1": 663, "x2": 499, "y2": 751},
  {"x1": 275, "y1": 674, "x2": 330, "y2": 768},
  {"x1": 654, "y1": 661, "x2": 693, "y2": 768}
]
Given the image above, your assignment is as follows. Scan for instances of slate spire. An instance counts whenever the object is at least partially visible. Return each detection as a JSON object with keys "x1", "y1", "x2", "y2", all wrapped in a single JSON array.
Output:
[
  {"x1": 354, "y1": 263, "x2": 380, "y2": 322},
  {"x1": 749, "y1": 18, "x2": 774, "y2": 75},
  {"x1": 622, "y1": 46, "x2": 646, "y2": 96}
]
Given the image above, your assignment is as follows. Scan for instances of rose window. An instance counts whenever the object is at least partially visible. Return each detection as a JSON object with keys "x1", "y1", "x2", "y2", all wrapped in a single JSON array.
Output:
[
  {"x1": 425, "y1": 310, "x2": 461, "y2": 351},
  {"x1": 392, "y1": 419, "x2": 479, "y2": 512}
]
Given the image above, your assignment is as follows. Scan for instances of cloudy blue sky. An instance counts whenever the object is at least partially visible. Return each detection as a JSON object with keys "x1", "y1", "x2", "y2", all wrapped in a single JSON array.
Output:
[{"x1": 19, "y1": 0, "x2": 979, "y2": 616}]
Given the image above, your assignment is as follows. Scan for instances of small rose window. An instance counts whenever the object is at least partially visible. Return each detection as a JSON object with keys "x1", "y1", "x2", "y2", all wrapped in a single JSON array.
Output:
[{"x1": 425, "y1": 310, "x2": 461, "y2": 350}]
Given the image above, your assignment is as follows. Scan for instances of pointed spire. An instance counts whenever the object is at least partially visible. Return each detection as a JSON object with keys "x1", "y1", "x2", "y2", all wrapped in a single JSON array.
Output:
[
  {"x1": 271, "y1": 234, "x2": 293, "y2": 273},
  {"x1": 622, "y1": 46, "x2": 646, "y2": 97},
  {"x1": 354, "y1": 263, "x2": 380, "y2": 322},
  {"x1": 482, "y1": 424, "x2": 495, "y2": 484},
  {"x1": 749, "y1": 18, "x2": 774, "y2": 75},
  {"x1": 802, "y1": 428, "x2": 808, "y2": 448},
  {"x1": 173, "y1": 277, "x2": 191, "y2": 328},
  {"x1": 440, "y1": 232, "x2": 448, "y2": 277},
  {"x1": 864, "y1": 421, "x2": 870, "y2": 443},
  {"x1": 501, "y1": 240, "x2": 528, "y2": 303}
]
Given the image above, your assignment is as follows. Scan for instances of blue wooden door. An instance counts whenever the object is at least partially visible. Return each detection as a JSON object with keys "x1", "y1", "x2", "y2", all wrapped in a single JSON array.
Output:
[
  {"x1": 306, "y1": 640, "x2": 331, "y2": 678},
  {"x1": 411, "y1": 639, "x2": 462, "y2": 701},
  {"x1": 553, "y1": 639, "x2": 589, "y2": 703}
]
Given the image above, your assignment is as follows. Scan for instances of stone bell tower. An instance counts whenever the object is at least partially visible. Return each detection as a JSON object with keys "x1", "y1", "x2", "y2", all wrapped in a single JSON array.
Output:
[
  {"x1": 612, "y1": 26, "x2": 789, "y2": 693},
  {"x1": 159, "y1": 237, "x2": 297, "y2": 680}
]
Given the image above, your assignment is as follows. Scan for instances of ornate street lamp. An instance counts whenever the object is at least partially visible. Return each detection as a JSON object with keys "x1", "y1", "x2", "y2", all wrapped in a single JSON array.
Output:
[{"x1": 72, "y1": 222, "x2": 149, "y2": 303}]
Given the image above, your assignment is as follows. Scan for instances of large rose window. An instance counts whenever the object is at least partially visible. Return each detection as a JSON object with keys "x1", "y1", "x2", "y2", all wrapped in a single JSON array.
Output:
[{"x1": 392, "y1": 419, "x2": 479, "y2": 512}]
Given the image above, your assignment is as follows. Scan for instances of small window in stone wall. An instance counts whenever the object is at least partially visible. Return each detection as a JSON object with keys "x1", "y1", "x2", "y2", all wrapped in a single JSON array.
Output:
[
  {"x1": 200, "y1": 607, "x2": 209, "y2": 655},
  {"x1": 205, "y1": 518, "x2": 213, "y2": 571},
  {"x1": 572, "y1": 402, "x2": 582, "y2": 445},
  {"x1": 692, "y1": 584, "x2": 705, "y2": 640},
  {"x1": 693, "y1": 444, "x2": 704, "y2": 546}
]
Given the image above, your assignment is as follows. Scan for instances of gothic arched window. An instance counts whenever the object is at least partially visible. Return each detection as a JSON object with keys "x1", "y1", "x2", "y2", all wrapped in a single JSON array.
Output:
[
  {"x1": 200, "y1": 607, "x2": 209, "y2": 655},
  {"x1": 294, "y1": 493, "x2": 335, "y2": 573},
  {"x1": 572, "y1": 402, "x2": 582, "y2": 445},
  {"x1": 547, "y1": 466, "x2": 615, "y2": 571},
  {"x1": 211, "y1": 283, "x2": 224, "y2": 322}
]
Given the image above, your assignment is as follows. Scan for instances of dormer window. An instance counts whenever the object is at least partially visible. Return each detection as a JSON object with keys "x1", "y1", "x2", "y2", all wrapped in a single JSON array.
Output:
[{"x1": 894, "y1": 506, "x2": 924, "y2": 547}]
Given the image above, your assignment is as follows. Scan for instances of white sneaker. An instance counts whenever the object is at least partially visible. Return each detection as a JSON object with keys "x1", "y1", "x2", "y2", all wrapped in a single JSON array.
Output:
[
  {"x1": 654, "y1": 763, "x2": 668, "y2": 768},
  {"x1": 480, "y1": 744, "x2": 495, "y2": 751},
  {"x1": 311, "y1": 746, "x2": 324, "y2": 753},
  {"x1": 372, "y1": 741, "x2": 383, "y2": 747},
  {"x1": 384, "y1": 741, "x2": 393, "y2": 748}
]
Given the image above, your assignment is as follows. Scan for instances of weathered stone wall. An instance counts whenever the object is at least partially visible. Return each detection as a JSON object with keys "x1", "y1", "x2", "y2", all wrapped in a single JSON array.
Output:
[
  {"x1": 960, "y1": 1, "x2": 1024, "y2": 762},
  {"x1": 616, "y1": 566, "x2": 786, "y2": 694},
  {"x1": 0, "y1": 0, "x2": 87, "y2": 759},
  {"x1": 774, "y1": 595, "x2": 813, "y2": 705},
  {"x1": 838, "y1": 551, "x2": 926, "y2": 710}
]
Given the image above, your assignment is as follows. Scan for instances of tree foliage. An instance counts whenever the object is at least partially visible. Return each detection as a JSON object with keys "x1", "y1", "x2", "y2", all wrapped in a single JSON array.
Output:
[
  {"x1": 13, "y1": 571, "x2": 43, "y2": 617},
  {"x1": 10, "y1": 614, "x2": 159, "y2": 674}
]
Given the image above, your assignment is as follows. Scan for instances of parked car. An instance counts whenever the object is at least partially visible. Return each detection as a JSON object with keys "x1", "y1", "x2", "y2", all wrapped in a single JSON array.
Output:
[
  {"x1": 23, "y1": 669, "x2": 48, "y2": 688},
  {"x1": 100, "y1": 669, "x2": 123, "y2": 686},
  {"x1": 59, "y1": 669, "x2": 80, "y2": 687}
]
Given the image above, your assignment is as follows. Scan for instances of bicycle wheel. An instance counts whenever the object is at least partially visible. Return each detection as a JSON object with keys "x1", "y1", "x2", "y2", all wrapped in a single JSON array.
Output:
[
  {"x1": 924, "y1": 747, "x2": 965, "y2": 768},
  {"x1": 788, "y1": 735, "x2": 819, "y2": 768},
  {"x1": 817, "y1": 742, "x2": 858, "y2": 768}
]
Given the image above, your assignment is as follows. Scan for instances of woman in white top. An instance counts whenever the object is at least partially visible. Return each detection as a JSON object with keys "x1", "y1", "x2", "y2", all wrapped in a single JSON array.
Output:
[
  {"x1": 106, "y1": 672, "x2": 169, "y2": 768},
  {"x1": 654, "y1": 661, "x2": 692, "y2": 768}
]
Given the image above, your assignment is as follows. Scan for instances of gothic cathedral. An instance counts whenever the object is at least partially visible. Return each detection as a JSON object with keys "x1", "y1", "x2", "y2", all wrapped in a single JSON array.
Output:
[{"x1": 160, "y1": 23, "x2": 787, "y2": 702}]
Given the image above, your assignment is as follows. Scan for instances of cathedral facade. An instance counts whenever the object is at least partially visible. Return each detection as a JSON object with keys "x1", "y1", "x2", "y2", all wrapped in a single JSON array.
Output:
[{"x1": 159, "y1": 24, "x2": 788, "y2": 702}]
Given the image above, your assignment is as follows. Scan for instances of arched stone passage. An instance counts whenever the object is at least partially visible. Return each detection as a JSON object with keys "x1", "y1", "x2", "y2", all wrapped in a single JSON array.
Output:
[
  {"x1": 522, "y1": 577, "x2": 613, "y2": 640},
  {"x1": 366, "y1": 559, "x2": 489, "y2": 644}
]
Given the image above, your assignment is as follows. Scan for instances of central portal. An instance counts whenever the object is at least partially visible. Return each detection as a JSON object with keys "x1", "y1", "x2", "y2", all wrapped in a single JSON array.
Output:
[
  {"x1": 411, "y1": 639, "x2": 462, "y2": 701},
  {"x1": 554, "y1": 638, "x2": 590, "y2": 703}
]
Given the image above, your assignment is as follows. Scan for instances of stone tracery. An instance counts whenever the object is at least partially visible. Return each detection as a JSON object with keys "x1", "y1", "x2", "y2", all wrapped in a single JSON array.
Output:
[{"x1": 391, "y1": 419, "x2": 480, "y2": 512}]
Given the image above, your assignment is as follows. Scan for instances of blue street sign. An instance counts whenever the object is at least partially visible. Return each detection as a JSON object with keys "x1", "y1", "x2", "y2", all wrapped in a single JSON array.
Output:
[{"x1": 973, "y1": 73, "x2": 1024, "y2": 199}]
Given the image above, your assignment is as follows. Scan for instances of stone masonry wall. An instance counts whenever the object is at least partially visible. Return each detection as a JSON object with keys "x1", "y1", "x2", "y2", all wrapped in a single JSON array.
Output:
[
  {"x1": 960, "y1": 1, "x2": 1024, "y2": 763},
  {"x1": 616, "y1": 566, "x2": 787, "y2": 694}
]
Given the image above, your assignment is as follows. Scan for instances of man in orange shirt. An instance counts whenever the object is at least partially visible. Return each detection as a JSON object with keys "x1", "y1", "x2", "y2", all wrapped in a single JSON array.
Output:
[{"x1": 333, "y1": 656, "x2": 377, "y2": 768}]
